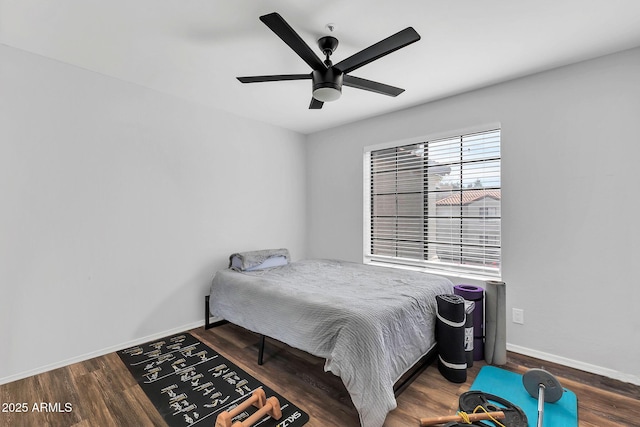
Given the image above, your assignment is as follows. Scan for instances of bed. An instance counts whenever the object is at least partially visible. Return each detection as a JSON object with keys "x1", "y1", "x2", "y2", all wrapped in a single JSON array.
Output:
[{"x1": 207, "y1": 258, "x2": 454, "y2": 427}]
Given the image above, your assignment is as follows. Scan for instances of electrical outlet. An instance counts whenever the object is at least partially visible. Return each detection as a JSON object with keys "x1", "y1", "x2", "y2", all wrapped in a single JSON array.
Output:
[{"x1": 512, "y1": 308, "x2": 524, "y2": 324}]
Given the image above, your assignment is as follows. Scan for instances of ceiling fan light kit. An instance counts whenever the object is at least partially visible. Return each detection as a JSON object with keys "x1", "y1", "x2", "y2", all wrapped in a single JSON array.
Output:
[
  {"x1": 312, "y1": 70, "x2": 342, "y2": 102},
  {"x1": 237, "y1": 12, "x2": 420, "y2": 109}
]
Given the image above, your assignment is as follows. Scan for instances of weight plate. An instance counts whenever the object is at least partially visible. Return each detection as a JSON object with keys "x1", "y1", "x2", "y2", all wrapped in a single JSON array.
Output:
[
  {"x1": 522, "y1": 368, "x2": 564, "y2": 403},
  {"x1": 459, "y1": 391, "x2": 528, "y2": 427}
]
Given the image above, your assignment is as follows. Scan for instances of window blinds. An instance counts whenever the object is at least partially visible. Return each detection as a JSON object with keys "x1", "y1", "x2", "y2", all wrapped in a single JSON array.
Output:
[{"x1": 366, "y1": 129, "x2": 501, "y2": 277}]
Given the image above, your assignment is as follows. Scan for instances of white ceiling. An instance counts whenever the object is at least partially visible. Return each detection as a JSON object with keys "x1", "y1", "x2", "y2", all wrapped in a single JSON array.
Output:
[{"x1": 2, "y1": 0, "x2": 640, "y2": 134}]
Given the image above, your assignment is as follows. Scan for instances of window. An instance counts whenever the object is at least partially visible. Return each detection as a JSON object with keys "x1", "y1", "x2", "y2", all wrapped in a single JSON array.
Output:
[{"x1": 364, "y1": 128, "x2": 501, "y2": 278}]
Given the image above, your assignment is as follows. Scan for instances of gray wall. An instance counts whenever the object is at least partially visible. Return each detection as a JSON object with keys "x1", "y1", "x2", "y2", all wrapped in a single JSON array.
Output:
[
  {"x1": 2, "y1": 41, "x2": 638, "y2": 386},
  {"x1": 306, "y1": 47, "x2": 640, "y2": 384},
  {"x1": 0, "y1": 45, "x2": 307, "y2": 383}
]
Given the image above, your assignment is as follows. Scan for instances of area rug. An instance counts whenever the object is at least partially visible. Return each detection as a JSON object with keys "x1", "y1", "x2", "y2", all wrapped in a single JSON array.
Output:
[
  {"x1": 118, "y1": 332, "x2": 309, "y2": 427},
  {"x1": 469, "y1": 366, "x2": 577, "y2": 427}
]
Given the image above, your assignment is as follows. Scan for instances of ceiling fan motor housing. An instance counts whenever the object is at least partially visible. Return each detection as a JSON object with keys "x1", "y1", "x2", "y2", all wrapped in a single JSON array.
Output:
[{"x1": 312, "y1": 68, "x2": 343, "y2": 101}]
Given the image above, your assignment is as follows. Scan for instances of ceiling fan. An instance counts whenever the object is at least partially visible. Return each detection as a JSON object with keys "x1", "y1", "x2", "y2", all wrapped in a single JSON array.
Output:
[{"x1": 236, "y1": 12, "x2": 421, "y2": 109}]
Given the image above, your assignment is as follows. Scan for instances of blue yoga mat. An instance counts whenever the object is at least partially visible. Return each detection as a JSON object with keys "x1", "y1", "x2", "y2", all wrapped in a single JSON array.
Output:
[{"x1": 470, "y1": 366, "x2": 577, "y2": 427}]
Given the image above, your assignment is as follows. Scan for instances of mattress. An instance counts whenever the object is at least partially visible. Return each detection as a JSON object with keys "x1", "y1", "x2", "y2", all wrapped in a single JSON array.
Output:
[{"x1": 209, "y1": 259, "x2": 454, "y2": 427}]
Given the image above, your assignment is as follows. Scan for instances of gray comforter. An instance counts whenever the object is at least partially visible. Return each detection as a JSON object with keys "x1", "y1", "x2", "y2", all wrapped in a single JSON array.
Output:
[{"x1": 209, "y1": 259, "x2": 453, "y2": 427}]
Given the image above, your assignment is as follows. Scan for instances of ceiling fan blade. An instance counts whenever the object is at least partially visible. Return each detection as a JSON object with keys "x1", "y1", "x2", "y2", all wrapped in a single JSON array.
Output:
[
  {"x1": 309, "y1": 97, "x2": 324, "y2": 109},
  {"x1": 237, "y1": 74, "x2": 311, "y2": 83},
  {"x1": 343, "y1": 75, "x2": 405, "y2": 97},
  {"x1": 334, "y1": 27, "x2": 420, "y2": 74},
  {"x1": 260, "y1": 12, "x2": 326, "y2": 71}
]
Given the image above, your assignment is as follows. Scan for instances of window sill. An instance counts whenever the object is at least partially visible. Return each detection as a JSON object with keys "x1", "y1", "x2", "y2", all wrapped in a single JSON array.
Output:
[{"x1": 365, "y1": 259, "x2": 502, "y2": 283}]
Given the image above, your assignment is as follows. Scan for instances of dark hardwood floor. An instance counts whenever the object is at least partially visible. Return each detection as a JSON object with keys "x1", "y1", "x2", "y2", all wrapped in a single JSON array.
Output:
[{"x1": 1, "y1": 323, "x2": 638, "y2": 426}]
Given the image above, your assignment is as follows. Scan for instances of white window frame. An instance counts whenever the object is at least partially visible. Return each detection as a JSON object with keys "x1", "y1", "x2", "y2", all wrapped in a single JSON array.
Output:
[{"x1": 363, "y1": 124, "x2": 502, "y2": 280}]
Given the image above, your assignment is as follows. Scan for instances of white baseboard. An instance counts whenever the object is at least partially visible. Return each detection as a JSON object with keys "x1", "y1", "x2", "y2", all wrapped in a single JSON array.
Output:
[
  {"x1": 0, "y1": 320, "x2": 205, "y2": 386},
  {"x1": 507, "y1": 343, "x2": 640, "y2": 386}
]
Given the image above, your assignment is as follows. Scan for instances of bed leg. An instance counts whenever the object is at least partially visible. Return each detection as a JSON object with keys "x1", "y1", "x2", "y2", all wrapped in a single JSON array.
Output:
[
  {"x1": 204, "y1": 295, "x2": 228, "y2": 330},
  {"x1": 205, "y1": 295, "x2": 211, "y2": 329},
  {"x1": 258, "y1": 335, "x2": 266, "y2": 365}
]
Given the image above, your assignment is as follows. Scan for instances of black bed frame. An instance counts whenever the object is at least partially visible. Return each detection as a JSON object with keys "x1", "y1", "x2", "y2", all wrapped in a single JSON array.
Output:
[{"x1": 204, "y1": 295, "x2": 436, "y2": 397}]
